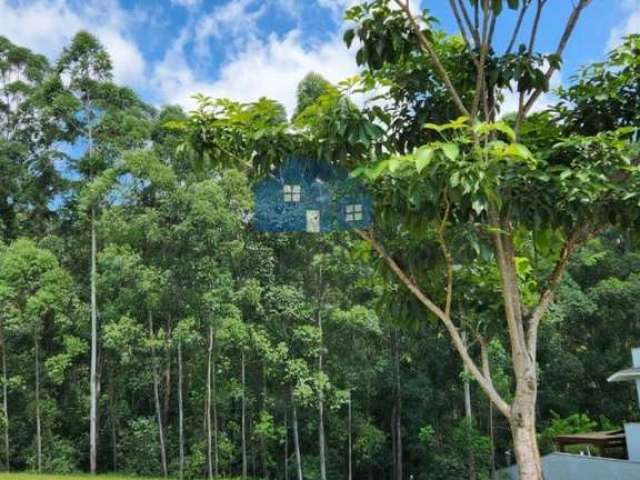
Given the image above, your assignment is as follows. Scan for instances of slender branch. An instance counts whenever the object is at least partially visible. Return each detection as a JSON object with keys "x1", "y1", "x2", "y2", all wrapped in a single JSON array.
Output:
[
  {"x1": 456, "y1": 0, "x2": 481, "y2": 47},
  {"x1": 505, "y1": 0, "x2": 532, "y2": 55},
  {"x1": 520, "y1": 0, "x2": 591, "y2": 121},
  {"x1": 437, "y1": 194, "x2": 454, "y2": 317},
  {"x1": 478, "y1": 334, "x2": 493, "y2": 386},
  {"x1": 393, "y1": 0, "x2": 470, "y2": 117},
  {"x1": 355, "y1": 228, "x2": 510, "y2": 417},
  {"x1": 449, "y1": 0, "x2": 478, "y2": 62},
  {"x1": 471, "y1": 0, "x2": 491, "y2": 120},
  {"x1": 526, "y1": 225, "x2": 591, "y2": 359}
]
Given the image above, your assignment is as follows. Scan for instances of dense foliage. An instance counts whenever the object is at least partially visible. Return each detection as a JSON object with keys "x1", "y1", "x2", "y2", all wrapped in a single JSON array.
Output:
[{"x1": 0, "y1": 3, "x2": 639, "y2": 480}]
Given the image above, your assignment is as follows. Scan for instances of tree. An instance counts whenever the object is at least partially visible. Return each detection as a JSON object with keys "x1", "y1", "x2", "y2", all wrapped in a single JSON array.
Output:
[
  {"x1": 0, "y1": 239, "x2": 75, "y2": 472},
  {"x1": 341, "y1": 1, "x2": 640, "y2": 479}
]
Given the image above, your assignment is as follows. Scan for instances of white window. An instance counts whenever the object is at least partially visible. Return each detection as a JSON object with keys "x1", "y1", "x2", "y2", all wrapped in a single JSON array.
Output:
[
  {"x1": 345, "y1": 204, "x2": 363, "y2": 222},
  {"x1": 283, "y1": 184, "x2": 301, "y2": 202}
]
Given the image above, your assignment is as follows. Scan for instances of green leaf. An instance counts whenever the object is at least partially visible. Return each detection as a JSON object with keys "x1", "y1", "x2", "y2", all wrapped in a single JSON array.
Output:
[
  {"x1": 504, "y1": 143, "x2": 533, "y2": 160},
  {"x1": 440, "y1": 143, "x2": 460, "y2": 161},
  {"x1": 415, "y1": 146, "x2": 434, "y2": 173}
]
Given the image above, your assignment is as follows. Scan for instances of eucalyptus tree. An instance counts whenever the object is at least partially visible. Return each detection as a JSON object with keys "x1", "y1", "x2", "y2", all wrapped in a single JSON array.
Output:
[
  {"x1": 0, "y1": 239, "x2": 75, "y2": 472},
  {"x1": 340, "y1": 1, "x2": 640, "y2": 479}
]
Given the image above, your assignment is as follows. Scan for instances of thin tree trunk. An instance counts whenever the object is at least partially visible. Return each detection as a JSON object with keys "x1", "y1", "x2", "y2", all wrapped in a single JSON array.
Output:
[
  {"x1": 261, "y1": 362, "x2": 268, "y2": 479},
  {"x1": 393, "y1": 332, "x2": 402, "y2": 480},
  {"x1": 489, "y1": 401, "x2": 495, "y2": 477},
  {"x1": 178, "y1": 340, "x2": 184, "y2": 480},
  {"x1": 241, "y1": 349, "x2": 247, "y2": 480},
  {"x1": 163, "y1": 317, "x2": 172, "y2": 423},
  {"x1": 34, "y1": 335, "x2": 42, "y2": 473},
  {"x1": 109, "y1": 379, "x2": 117, "y2": 471},
  {"x1": 206, "y1": 326, "x2": 213, "y2": 480},
  {"x1": 149, "y1": 312, "x2": 168, "y2": 478},
  {"x1": 212, "y1": 335, "x2": 219, "y2": 478},
  {"x1": 89, "y1": 205, "x2": 98, "y2": 474},
  {"x1": 0, "y1": 316, "x2": 9, "y2": 471},
  {"x1": 462, "y1": 332, "x2": 476, "y2": 480},
  {"x1": 284, "y1": 410, "x2": 288, "y2": 480},
  {"x1": 291, "y1": 391, "x2": 303, "y2": 480},
  {"x1": 317, "y1": 267, "x2": 327, "y2": 480},
  {"x1": 348, "y1": 389, "x2": 352, "y2": 480}
]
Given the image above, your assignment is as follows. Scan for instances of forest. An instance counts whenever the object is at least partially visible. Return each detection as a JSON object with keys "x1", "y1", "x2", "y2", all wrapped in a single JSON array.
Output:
[{"x1": 1, "y1": 1, "x2": 640, "y2": 480}]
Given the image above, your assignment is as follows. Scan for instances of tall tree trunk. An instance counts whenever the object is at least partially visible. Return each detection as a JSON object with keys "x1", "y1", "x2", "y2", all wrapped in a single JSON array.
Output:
[
  {"x1": 178, "y1": 340, "x2": 184, "y2": 480},
  {"x1": 241, "y1": 349, "x2": 247, "y2": 480},
  {"x1": 392, "y1": 332, "x2": 402, "y2": 480},
  {"x1": 149, "y1": 312, "x2": 168, "y2": 478},
  {"x1": 108, "y1": 379, "x2": 117, "y2": 471},
  {"x1": 261, "y1": 362, "x2": 268, "y2": 479},
  {"x1": 206, "y1": 327, "x2": 213, "y2": 480},
  {"x1": 348, "y1": 389, "x2": 352, "y2": 480},
  {"x1": 291, "y1": 391, "x2": 303, "y2": 480},
  {"x1": 462, "y1": 332, "x2": 476, "y2": 480},
  {"x1": 317, "y1": 268, "x2": 327, "y2": 480},
  {"x1": 284, "y1": 410, "x2": 288, "y2": 480},
  {"x1": 34, "y1": 334, "x2": 42, "y2": 473},
  {"x1": 0, "y1": 316, "x2": 9, "y2": 471},
  {"x1": 163, "y1": 317, "x2": 172, "y2": 423},
  {"x1": 89, "y1": 206, "x2": 99, "y2": 474},
  {"x1": 212, "y1": 336, "x2": 219, "y2": 478}
]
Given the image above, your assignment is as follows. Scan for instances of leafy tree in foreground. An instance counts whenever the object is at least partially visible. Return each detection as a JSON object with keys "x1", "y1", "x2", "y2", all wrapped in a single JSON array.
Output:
[{"x1": 342, "y1": 1, "x2": 640, "y2": 479}]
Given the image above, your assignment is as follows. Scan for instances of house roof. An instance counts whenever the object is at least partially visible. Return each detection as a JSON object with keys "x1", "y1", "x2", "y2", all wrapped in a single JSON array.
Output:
[{"x1": 608, "y1": 368, "x2": 640, "y2": 383}]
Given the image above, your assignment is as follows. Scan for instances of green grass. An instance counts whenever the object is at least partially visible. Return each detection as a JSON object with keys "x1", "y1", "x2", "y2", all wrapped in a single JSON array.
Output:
[{"x1": 0, "y1": 474, "x2": 169, "y2": 480}]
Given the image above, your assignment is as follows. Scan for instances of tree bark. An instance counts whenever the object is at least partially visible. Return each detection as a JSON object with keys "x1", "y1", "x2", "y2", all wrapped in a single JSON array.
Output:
[
  {"x1": 317, "y1": 277, "x2": 327, "y2": 480},
  {"x1": 212, "y1": 335, "x2": 219, "y2": 478},
  {"x1": 206, "y1": 326, "x2": 214, "y2": 480},
  {"x1": 510, "y1": 387, "x2": 542, "y2": 480},
  {"x1": 348, "y1": 389, "x2": 352, "y2": 480},
  {"x1": 149, "y1": 312, "x2": 168, "y2": 478},
  {"x1": 0, "y1": 316, "x2": 9, "y2": 471},
  {"x1": 34, "y1": 334, "x2": 42, "y2": 473},
  {"x1": 89, "y1": 206, "x2": 99, "y2": 474},
  {"x1": 392, "y1": 332, "x2": 402, "y2": 480},
  {"x1": 178, "y1": 340, "x2": 184, "y2": 480},
  {"x1": 241, "y1": 349, "x2": 247, "y2": 480},
  {"x1": 291, "y1": 391, "x2": 303, "y2": 480},
  {"x1": 284, "y1": 410, "x2": 288, "y2": 480},
  {"x1": 462, "y1": 332, "x2": 476, "y2": 480}
]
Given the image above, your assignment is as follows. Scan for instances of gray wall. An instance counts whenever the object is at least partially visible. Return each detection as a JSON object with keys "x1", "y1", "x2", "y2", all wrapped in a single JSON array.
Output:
[{"x1": 496, "y1": 453, "x2": 640, "y2": 480}]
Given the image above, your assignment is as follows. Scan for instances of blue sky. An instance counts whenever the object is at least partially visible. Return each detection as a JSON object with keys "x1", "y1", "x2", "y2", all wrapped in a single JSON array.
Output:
[{"x1": 0, "y1": 0, "x2": 638, "y2": 116}]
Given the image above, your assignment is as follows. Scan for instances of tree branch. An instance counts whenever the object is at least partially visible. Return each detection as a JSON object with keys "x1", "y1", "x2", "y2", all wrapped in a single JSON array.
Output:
[
  {"x1": 394, "y1": 0, "x2": 470, "y2": 117},
  {"x1": 505, "y1": 0, "x2": 532, "y2": 55},
  {"x1": 471, "y1": 0, "x2": 492, "y2": 120},
  {"x1": 437, "y1": 194, "x2": 454, "y2": 317},
  {"x1": 457, "y1": 0, "x2": 481, "y2": 47},
  {"x1": 449, "y1": 0, "x2": 478, "y2": 62},
  {"x1": 355, "y1": 228, "x2": 510, "y2": 418},
  {"x1": 526, "y1": 225, "x2": 591, "y2": 359},
  {"x1": 519, "y1": 0, "x2": 591, "y2": 121}
]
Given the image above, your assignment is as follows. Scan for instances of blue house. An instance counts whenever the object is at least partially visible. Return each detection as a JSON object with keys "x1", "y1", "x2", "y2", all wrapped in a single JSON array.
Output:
[{"x1": 253, "y1": 157, "x2": 373, "y2": 233}]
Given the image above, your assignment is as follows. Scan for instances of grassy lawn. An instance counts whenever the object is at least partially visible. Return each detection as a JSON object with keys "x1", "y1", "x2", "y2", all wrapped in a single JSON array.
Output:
[{"x1": 0, "y1": 475, "x2": 169, "y2": 480}]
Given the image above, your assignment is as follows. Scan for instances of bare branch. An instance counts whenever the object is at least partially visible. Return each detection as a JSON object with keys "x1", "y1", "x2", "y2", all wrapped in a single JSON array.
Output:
[
  {"x1": 393, "y1": 0, "x2": 471, "y2": 117},
  {"x1": 478, "y1": 334, "x2": 493, "y2": 386},
  {"x1": 449, "y1": 0, "x2": 478, "y2": 60},
  {"x1": 355, "y1": 228, "x2": 511, "y2": 417},
  {"x1": 520, "y1": 0, "x2": 591, "y2": 121},
  {"x1": 471, "y1": 0, "x2": 492, "y2": 120},
  {"x1": 457, "y1": 0, "x2": 481, "y2": 47},
  {"x1": 437, "y1": 194, "x2": 454, "y2": 317},
  {"x1": 505, "y1": 0, "x2": 532, "y2": 55}
]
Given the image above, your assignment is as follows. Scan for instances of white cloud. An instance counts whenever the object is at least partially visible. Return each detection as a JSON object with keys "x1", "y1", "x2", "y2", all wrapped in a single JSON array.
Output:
[
  {"x1": 0, "y1": 0, "x2": 146, "y2": 86},
  {"x1": 194, "y1": 0, "x2": 267, "y2": 58},
  {"x1": 152, "y1": 30, "x2": 359, "y2": 116},
  {"x1": 607, "y1": 0, "x2": 640, "y2": 50}
]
